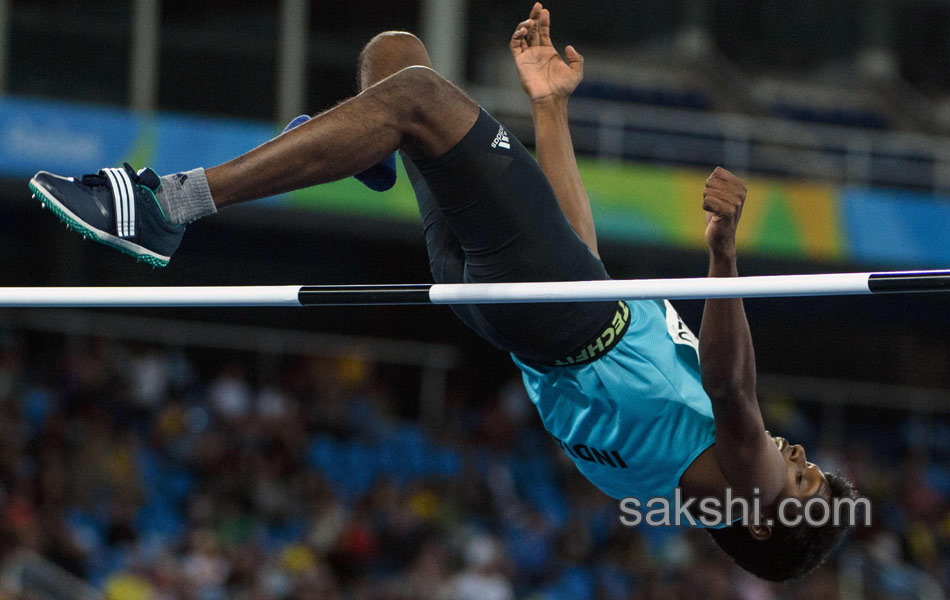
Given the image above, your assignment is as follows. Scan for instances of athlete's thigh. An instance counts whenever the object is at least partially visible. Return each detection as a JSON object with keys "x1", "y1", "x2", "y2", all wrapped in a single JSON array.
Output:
[
  {"x1": 403, "y1": 109, "x2": 615, "y2": 363},
  {"x1": 406, "y1": 109, "x2": 603, "y2": 282},
  {"x1": 403, "y1": 150, "x2": 492, "y2": 335}
]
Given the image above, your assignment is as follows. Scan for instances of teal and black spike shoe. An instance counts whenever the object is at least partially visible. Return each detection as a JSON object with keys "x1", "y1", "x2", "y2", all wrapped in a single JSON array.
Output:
[{"x1": 28, "y1": 163, "x2": 185, "y2": 267}]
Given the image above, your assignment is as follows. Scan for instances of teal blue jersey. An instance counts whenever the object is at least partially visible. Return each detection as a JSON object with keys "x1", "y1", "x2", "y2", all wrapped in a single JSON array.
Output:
[{"x1": 513, "y1": 300, "x2": 716, "y2": 504}]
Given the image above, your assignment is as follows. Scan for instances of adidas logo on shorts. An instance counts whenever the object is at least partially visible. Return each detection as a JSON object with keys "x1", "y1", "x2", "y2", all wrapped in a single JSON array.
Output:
[{"x1": 491, "y1": 125, "x2": 511, "y2": 150}]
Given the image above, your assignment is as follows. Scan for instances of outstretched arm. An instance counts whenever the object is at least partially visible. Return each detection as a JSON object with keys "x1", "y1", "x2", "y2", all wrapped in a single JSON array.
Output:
[
  {"x1": 510, "y1": 3, "x2": 598, "y2": 257},
  {"x1": 700, "y1": 168, "x2": 786, "y2": 501}
]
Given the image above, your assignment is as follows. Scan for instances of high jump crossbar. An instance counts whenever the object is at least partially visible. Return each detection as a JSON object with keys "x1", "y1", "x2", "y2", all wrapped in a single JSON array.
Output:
[{"x1": 0, "y1": 270, "x2": 947, "y2": 307}]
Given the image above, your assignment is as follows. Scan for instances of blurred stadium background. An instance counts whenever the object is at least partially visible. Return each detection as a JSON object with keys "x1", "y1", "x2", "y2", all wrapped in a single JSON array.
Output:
[{"x1": 0, "y1": 0, "x2": 949, "y2": 598}]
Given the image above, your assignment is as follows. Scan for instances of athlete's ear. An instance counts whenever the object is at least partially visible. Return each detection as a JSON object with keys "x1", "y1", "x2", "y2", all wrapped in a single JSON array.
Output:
[{"x1": 748, "y1": 523, "x2": 772, "y2": 541}]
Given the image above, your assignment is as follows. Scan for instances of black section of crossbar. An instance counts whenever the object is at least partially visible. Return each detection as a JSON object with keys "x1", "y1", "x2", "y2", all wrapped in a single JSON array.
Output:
[
  {"x1": 868, "y1": 271, "x2": 950, "y2": 294},
  {"x1": 298, "y1": 284, "x2": 433, "y2": 306}
]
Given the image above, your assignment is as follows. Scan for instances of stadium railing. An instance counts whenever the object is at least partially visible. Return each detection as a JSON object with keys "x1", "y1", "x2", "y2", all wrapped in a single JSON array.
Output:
[{"x1": 473, "y1": 85, "x2": 950, "y2": 195}]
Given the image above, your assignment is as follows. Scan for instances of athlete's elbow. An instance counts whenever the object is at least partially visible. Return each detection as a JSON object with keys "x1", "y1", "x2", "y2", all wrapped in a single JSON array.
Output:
[{"x1": 702, "y1": 376, "x2": 756, "y2": 404}]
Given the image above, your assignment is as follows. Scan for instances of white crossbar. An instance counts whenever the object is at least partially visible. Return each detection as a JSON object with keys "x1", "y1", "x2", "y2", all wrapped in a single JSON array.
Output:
[
  {"x1": 0, "y1": 270, "x2": 945, "y2": 307},
  {"x1": 0, "y1": 286, "x2": 303, "y2": 307},
  {"x1": 427, "y1": 273, "x2": 873, "y2": 304}
]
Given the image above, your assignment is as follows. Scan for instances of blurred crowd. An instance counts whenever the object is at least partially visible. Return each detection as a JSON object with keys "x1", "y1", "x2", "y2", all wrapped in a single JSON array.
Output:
[{"x1": 0, "y1": 329, "x2": 947, "y2": 600}]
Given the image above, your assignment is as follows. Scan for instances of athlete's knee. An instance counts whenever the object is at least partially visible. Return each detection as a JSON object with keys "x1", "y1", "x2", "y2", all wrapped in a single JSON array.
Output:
[
  {"x1": 362, "y1": 53, "x2": 477, "y2": 158},
  {"x1": 359, "y1": 31, "x2": 433, "y2": 90},
  {"x1": 389, "y1": 66, "x2": 447, "y2": 99},
  {"x1": 381, "y1": 65, "x2": 461, "y2": 119}
]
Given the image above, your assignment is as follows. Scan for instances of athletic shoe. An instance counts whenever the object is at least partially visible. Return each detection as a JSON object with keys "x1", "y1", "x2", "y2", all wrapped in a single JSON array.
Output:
[
  {"x1": 282, "y1": 114, "x2": 397, "y2": 192},
  {"x1": 28, "y1": 163, "x2": 185, "y2": 268}
]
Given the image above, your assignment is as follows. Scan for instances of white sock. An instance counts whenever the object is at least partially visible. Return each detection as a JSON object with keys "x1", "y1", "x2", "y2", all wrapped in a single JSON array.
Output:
[{"x1": 157, "y1": 168, "x2": 216, "y2": 225}]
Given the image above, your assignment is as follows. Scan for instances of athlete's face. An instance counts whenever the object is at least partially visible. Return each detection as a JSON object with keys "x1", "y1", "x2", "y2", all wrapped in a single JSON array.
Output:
[{"x1": 770, "y1": 436, "x2": 829, "y2": 503}]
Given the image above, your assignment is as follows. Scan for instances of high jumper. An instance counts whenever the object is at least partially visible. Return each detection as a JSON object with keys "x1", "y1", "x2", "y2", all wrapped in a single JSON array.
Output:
[{"x1": 27, "y1": 3, "x2": 858, "y2": 581}]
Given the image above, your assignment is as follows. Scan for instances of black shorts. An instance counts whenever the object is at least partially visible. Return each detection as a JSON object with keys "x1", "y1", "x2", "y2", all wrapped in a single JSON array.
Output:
[{"x1": 402, "y1": 108, "x2": 617, "y2": 364}]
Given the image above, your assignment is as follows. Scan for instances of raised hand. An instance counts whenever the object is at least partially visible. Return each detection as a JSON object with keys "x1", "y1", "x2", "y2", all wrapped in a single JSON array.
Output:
[
  {"x1": 703, "y1": 167, "x2": 747, "y2": 254},
  {"x1": 509, "y1": 2, "x2": 584, "y2": 103}
]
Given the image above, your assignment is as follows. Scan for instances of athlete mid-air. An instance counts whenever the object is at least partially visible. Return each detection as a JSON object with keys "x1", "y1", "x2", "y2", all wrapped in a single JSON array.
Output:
[{"x1": 28, "y1": 3, "x2": 855, "y2": 581}]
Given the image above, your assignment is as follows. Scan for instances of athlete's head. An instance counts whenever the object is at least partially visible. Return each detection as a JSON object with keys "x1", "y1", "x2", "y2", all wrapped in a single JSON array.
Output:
[
  {"x1": 708, "y1": 438, "x2": 858, "y2": 581},
  {"x1": 358, "y1": 31, "x2": 433, "y2": 91}
]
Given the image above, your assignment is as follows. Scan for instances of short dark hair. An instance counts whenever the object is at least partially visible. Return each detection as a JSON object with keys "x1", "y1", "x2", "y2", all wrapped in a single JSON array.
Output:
[{"x1": 707, "y1": 472, "x2": 858, "y2": 582}]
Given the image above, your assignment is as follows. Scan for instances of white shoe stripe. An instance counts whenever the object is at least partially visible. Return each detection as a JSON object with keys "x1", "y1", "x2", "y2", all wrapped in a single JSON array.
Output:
[
  {"x1": 103, "y1": 169, "x2": 126, "y2": 237},
  {"x1": 119, "y1": 169, "x2": 132, "y2": 238},
  {"x1": 118, "y1": 168, "x2": 136, "y2": 238},
  {"x1": 112, "y1": 168, "x2": 129, "y2": 238}
]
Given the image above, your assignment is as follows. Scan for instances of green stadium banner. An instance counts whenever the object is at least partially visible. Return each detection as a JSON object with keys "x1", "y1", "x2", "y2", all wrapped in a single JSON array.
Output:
[{"x1": 289, "y1": 157, "x2": 845, "y2": 263}]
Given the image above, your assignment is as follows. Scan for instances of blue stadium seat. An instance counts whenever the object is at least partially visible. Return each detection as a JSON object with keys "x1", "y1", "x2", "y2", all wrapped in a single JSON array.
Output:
[
  {"x1": 136, "y1": 501, "x2": 183, "y2": 539},
  {"x1": 544, "y1": 566, "x2": 596, "y2": 600},
  {"x1": 771, "y1": 102, "x2": 889, "y2": 129},
  {"x1": 575, "y1": 80, "x2": 714, "y2": 111}
]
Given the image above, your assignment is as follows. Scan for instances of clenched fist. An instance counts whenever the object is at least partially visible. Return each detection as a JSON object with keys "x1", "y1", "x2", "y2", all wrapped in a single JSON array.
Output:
[{"x1": 703, "y1": 167, "x2": 747, "y2": 255}]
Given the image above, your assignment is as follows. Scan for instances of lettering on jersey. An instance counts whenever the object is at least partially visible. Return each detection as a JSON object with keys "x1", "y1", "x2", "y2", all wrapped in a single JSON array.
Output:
[
  {"x1": 555, "y1": 301, "x2": 630, "y2": 366},
  {"x1": 550, "y1": 434, "x2": 628, "y2": 469},
  {"x1": 491, "y1": 125, "x2": 511, "y2": 150},
  {"x1": 664, "y1": 300, "x2": 699, "y2": 359}
]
